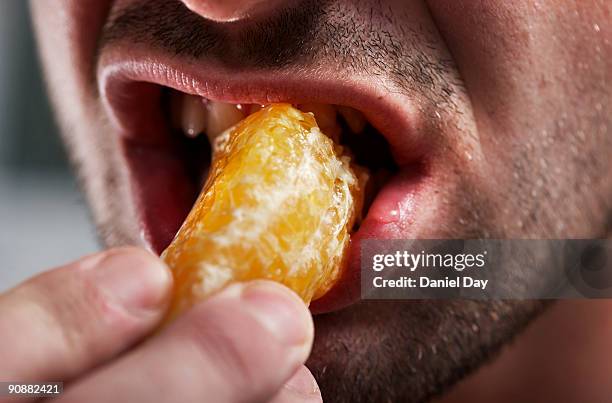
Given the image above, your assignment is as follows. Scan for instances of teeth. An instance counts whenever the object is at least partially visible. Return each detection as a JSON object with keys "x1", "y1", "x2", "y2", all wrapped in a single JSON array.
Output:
[
  {"x1": 299, "y1": 103, "x2": 337, "y2": 129},
  {"x1": 181, "y1": 94, "x2": 207, "y2": 138},
  {"x1": 170, "y1": 91, "x2": 184, "y2": 129},
  {"x1": 173, "y1": 92, "x2": 368, "y2": 146},
  {"x1": 247, "y1": 104, "x2": 266, "y2": 114},
  {"x1": 206, "y1": 100, "x2": 245, "y2": 141},
  {"x1": 299, "y1": 103, "x2": 342, "y2": 143},
  {"x1": 337, "y1": 106, "x2": 367, "y2": 134}
]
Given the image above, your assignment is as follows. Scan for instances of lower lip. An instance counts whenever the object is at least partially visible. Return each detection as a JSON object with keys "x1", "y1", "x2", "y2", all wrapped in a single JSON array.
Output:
[
  {"x1": 310, "y1": 169, "x2": 424, "y2": 313},
  {"x1": 124, "y1": 135, "x2": 426, "y2": 316}
]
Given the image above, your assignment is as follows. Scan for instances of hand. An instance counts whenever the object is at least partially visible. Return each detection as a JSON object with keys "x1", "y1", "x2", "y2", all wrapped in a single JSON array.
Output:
[{"x1": 0, "y1": 248, "x2": 321, "y2": 403}]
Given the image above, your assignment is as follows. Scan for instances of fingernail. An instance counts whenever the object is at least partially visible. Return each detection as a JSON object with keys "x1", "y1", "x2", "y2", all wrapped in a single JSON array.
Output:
[
  {"x1": 241, "y1": 281, "x2": 314, "y2": 347},
  {"x1": 94, "y1": 248, "x2": 172, "y2": 315},
  {"x1": 284, "y1": 366, "x2": 321, "y2": 398}
]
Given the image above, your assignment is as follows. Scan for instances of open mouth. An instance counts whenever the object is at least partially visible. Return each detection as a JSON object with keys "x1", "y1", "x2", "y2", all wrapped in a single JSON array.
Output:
[
  {"x1": 164, "y1": 90, "x2": 400, "y2": 230},
  {"x1": 99, "y1": 52, "x2": 431, "y2": 313}
]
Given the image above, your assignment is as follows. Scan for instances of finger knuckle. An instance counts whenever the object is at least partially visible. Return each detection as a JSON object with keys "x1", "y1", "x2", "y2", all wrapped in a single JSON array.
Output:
[{"x1": 19, "y1": 266, "x2": 128, "y2": 354}]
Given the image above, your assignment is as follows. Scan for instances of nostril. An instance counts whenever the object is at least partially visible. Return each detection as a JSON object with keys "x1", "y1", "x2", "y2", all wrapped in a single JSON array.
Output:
[{"x1": 181, "y1": 0, "x2": 298, "y2": 22}]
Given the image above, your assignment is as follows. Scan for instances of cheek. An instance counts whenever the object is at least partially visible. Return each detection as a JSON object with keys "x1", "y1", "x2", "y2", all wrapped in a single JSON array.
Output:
[
  {"x1": 426, "y1": 1, "x2": 545, "y2": 134},
  {"x1": 31, "y1": 0, "x2": 141, "y2": 245},
  {"x1": 31, "y1": 0, "x2": 112, "y2": 100},
  {"x1": 427, "y1": 1, "x2": 611, "y2": 236},
  {"x1": 30, "y1": 0, "x2": 114, "y2": 156},
  {"x1": 425, "y1": 2, "x2": 546, "y2": 229},
  {"x1": 426, "y1": 0, "x2": 608, "y2": 139}
]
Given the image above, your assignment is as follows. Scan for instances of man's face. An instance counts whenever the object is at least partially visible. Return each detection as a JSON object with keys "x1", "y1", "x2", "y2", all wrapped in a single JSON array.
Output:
[{"x1": 31, "y1": 0, "x2": 610, "y2": 401}]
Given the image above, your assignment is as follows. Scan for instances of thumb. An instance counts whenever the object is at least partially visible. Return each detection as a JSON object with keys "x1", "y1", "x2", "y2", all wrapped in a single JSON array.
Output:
[{"x1": 162, "y1": 280, "x2": 316, "y2": 402}]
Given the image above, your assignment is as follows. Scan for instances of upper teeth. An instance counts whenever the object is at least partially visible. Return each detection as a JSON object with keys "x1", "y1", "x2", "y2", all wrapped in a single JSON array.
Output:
[
  {"x1": 298, "y1": 103, "x2": 342, "y2": 143},
  {"x1": 337, "y1": 105, "x2": 367, "y2": 134},
  {"x1": 181, "y1": 94, "x2": 207, "y2": 138},
  {"x1": 205, "y1": 101, "x2": 245, "y2": 142},
  {"x1": 173, "y1": 92, "x2": 367, "y2": 144}
]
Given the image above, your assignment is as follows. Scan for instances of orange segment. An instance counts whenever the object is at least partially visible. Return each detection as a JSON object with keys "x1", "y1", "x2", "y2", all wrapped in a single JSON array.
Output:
[{"x1": 162, "y1": 104, "x2": 365, "y2": 322}]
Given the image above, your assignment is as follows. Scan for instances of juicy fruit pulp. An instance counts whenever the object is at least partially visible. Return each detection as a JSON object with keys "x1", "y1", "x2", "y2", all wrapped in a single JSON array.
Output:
[{"x1": 162, "y1": 104, "x2": 365, "y2": 321}]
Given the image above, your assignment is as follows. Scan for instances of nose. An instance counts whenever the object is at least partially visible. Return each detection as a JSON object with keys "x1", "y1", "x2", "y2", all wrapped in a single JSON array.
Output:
[{"x1": 181, "y1": 0, "x2": 295, "y2": 22}]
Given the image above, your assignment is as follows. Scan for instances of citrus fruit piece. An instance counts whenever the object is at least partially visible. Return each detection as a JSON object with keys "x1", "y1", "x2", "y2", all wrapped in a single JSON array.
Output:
[{"x1": 162, "y1": 103, "x2": 365, "y2": 322}]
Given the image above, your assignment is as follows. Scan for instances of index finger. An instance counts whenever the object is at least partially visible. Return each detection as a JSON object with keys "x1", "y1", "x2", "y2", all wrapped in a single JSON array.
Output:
[{"x1": 0, "y1": 248, "x2": 171, "y2": 392}]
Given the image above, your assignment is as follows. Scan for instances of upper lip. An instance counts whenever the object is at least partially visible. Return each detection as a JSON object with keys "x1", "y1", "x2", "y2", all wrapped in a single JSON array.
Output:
[
  {"x1": 96, "y1": 42, "x2": 432, "y2": 313},
  {"x1": 98, "y1": 44, "x2": 427, "y2": 166}
]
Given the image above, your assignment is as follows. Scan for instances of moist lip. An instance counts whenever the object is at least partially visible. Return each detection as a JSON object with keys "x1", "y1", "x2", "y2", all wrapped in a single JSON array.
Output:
[
  {"x1": 142, "y1": 87, "x2": 410, "y2": 314},
  {"x1": 98, "y1": 49, "x2": 426, "y2": 164},
  {"x1": 99, "y1": 53, "x2": 431, "y2": 313},
  {"x1": 160, "y1": 87, "x2": 399, "y2": 234},
  {"x1": 121, "y1": 84, "x2": 421, "y2": 312}
]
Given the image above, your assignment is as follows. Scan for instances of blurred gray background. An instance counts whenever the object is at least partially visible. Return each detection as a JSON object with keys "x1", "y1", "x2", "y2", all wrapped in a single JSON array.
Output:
[{"x1": 0, "y1": 1, "x2": 99, "y2": 291}]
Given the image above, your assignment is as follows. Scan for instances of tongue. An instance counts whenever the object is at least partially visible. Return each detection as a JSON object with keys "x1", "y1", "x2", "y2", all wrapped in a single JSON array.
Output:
[{"x1": 126, "y1": 145, "x2": 197, "y2": 253}]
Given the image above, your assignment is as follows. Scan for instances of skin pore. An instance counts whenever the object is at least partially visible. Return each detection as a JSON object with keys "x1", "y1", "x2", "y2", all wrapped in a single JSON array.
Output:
[{"x1": 30, "y1": 0, "x2": 610, "y2": 402}]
